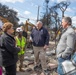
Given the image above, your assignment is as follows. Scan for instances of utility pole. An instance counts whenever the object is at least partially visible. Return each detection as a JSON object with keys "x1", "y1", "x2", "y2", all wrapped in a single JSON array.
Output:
[
  {"x1": 45, "y1": 0, "x2": 49, "y2": 26},
  {"x1": 37, "y1": 6, "x2": 40, "y2": 22}
]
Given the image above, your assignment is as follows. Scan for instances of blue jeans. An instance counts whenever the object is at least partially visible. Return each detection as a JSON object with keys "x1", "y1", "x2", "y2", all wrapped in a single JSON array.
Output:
[
  {"x1": 71, "y1": 53, "x2": 76, "y2": 75},
  {"x1": 57, "y1": 54, "x2": 76, "y2": 75},
  {"x1": 72, "y1": 53, "x2": 76, "y2": 64},
  {"x1": 57, "y1": 57, "x2": 71, "y2": 75}
]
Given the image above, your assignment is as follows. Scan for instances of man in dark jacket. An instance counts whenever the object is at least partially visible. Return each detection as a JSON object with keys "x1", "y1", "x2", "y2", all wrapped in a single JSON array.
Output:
[{"x1": 30, "y1": 21, "x2": 49, "y2": 74}]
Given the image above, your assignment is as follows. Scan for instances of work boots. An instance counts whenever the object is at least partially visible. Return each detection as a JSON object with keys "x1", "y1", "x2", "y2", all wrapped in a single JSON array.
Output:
[
  {"x1": 43, "y1": 69, "x2": 51, "y2": 75},
  {"x1": 34, "y1": 64, "x2": 42, "y2": 72}
]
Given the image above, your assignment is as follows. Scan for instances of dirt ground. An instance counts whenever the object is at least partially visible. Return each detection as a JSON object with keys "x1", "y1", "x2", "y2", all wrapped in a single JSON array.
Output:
[
  {"x1": 3, "y1": 41, "x2": 58, "y2": 75},
  {"x1": 19, "y1": 41, "x2": 58, "y2": 75}
]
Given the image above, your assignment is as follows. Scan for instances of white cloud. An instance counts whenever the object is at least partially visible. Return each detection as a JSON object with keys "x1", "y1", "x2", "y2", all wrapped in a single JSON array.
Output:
[
  {"x1": 17, "y1": 12, "x2": 22, "y2": 18},
  {"x1": 57, "y1": 0, "x2": 76, "y2": 3},
  {"x1": 18, "y1": 18, "x2": 25, "y2": 24},
  {"x1": 50, "y1": 0, "x2": 55, "y2": 2},
  {"x1": 65, "y1": 7, "x2": 76, "y2": 14},
  {"x1": 27, "y1": 16, "x2": 37, "y2": 21},
  {"x1": 57, "y1": 0, "x2": 67, "y2": 3},
  {"x1": 64, "y1": 14, "x2": 70, "y2": 17},
  {"x1": 13, "y1": 8, "x2": 19, "y2": 12},
  {"x1": 29, "y1": 16, "x2": 37, "y2": 24},
  {"x1": 18, "y1": 16, "x2": 37, "y2": 25},
  {"x1": 0, "y1": 0, "x2": 24, "y2": 3},
  {"x1": 24, "y1": 11, "x2": 31, "y2": 15},
  {"x1": 66, "y1": 8, "x2": 73, "y2": 12}
]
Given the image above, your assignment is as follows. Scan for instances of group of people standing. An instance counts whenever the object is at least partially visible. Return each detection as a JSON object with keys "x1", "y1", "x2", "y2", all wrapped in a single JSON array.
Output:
[
  {"x1": 0, "y1": 23, "x2": 27, "y2": 75},
  {"x1": 0, "y1": 22, "x2": 20, "y2": 75},
  {"x1": 0, "y1": 16, "x2": 76, "y2": 75}
]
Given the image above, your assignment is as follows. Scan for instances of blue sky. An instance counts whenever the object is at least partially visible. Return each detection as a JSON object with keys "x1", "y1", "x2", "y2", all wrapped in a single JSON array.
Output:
[{"x1": 0, "y1": 0, "x2": 76, "y2": 26}]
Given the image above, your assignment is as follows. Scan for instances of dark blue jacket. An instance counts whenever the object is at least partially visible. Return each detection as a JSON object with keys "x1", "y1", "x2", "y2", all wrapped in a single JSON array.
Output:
[{"x1": 31, "y1": 27, "x2": 49, "y2": 47}]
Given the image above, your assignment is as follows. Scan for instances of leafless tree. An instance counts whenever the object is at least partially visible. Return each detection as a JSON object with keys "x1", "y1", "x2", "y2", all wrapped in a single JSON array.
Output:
[{"x1": 58, "y1": 1, "x2": 70, "y2": 18}]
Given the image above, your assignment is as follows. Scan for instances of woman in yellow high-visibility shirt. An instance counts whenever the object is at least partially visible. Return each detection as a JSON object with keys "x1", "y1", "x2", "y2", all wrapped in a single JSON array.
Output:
[{"x1": 15, "y1": 27, "x2": 26, "y2": 72}]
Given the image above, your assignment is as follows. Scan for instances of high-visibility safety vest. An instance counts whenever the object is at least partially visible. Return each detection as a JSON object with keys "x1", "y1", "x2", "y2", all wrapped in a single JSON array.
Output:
[{"x1": 15, "y1": 36, "x2": 26, "y2": 55}]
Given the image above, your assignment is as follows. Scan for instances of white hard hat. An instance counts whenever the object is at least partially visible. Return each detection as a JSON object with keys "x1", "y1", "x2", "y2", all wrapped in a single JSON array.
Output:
[{"x1": 16, "y1": 27, "x2": 23, "y2": 32}]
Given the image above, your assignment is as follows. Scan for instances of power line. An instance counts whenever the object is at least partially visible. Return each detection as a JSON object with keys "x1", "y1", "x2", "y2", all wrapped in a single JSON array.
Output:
[{"x1": 18, "y1": 15, "x2": 36, "y2": 21}]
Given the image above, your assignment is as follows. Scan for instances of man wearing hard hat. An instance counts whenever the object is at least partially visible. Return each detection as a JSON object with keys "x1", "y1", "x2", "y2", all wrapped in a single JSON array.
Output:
[{"x1": 15, "y1": 27, "x2": 26, "y2": 72}]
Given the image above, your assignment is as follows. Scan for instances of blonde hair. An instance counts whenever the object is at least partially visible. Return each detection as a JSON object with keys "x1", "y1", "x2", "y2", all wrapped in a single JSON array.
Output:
[{"x1": 2, "y1": 22, "x2": 13, "y2": 32}]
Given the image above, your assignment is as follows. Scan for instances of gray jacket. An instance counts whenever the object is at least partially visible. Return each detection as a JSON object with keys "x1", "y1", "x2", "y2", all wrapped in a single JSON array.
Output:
[{"x1": 57, "y1": 26, "x2": 76, "y2": 58}]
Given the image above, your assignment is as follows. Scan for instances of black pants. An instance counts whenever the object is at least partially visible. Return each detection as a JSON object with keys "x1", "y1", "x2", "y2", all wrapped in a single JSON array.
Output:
[{"x1": 5, "y1": 64, "x2": 16, "y2": 75}]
